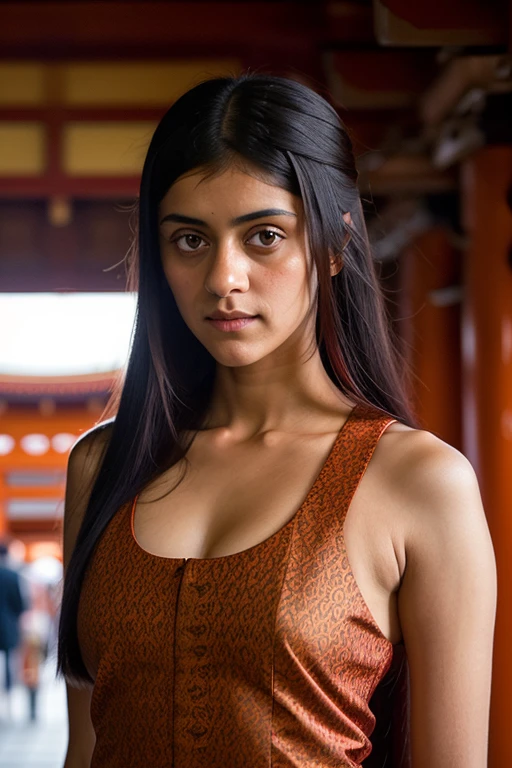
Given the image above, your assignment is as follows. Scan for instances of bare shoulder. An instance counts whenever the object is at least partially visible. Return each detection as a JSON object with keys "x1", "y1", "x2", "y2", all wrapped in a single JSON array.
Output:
[
  {"x1": 383, "y1": 424, "x2": 497, "y2": 765},
  {"x1": 63, "y1": 419, "x2": 115, "y2": 569},
  {"x1": 381, "y1": 418, "x2": 474, "y2": 481},
  {"x1": 377, "y1": 420, "x2": 491, "y2": 558},
  {"x1": 384, "y1": 419, "x2": 478, "y2": 495}
]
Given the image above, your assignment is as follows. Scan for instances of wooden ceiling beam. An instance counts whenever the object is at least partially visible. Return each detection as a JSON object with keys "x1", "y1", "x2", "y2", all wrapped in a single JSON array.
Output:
[
  {"x1": 0, "y1": 177, "x2": 140, "y2": 199},
  {"x1": 325, "y1": 49, "x2": 436, "y2": 110},
  {"x1": 322, "y1": 2, "x2": 376, "y2": 45},
  {"x1": 373, "y1": 0, "x2": 509, "y2": 47},
  {"x1": 0, "y1": 2, "x2": 317, "y2": 58},
  {"x1": 0, "y1": 107, "x2": 166, "y2": 121}
]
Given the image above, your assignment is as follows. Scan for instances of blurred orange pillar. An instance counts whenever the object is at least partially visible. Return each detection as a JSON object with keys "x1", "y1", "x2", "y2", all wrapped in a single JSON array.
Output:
[
  {"x1": 399, "y1": 227, "x2": 462, "y2": 449},
  {"x1": 461, "y1": 147, "x2": 512, "y2": 767}
]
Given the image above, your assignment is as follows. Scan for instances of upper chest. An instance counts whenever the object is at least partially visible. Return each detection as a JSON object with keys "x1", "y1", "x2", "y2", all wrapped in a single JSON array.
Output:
[
  {"x1": 133, "y1": 418, "x2": 409, "y2": 589},
  {"x1": 135, "y1": 429, "x2": 335, "y2": 558}
]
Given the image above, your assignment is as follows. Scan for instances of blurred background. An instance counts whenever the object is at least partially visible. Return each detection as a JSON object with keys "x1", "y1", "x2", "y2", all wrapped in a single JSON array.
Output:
[{"x1": 0, "y1": 1, "x2": 510, "y2": 766}]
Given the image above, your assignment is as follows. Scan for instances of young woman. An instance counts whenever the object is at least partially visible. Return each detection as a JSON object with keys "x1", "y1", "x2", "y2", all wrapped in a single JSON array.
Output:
[{"x1": 58, "y1": 74, "x2": 496, "y2": 768}]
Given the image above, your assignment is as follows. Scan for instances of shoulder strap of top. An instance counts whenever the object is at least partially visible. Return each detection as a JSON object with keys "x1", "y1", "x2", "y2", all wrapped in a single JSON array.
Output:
[{"x1": 323, "y1": 403, "x2": 397, "y2": 518}]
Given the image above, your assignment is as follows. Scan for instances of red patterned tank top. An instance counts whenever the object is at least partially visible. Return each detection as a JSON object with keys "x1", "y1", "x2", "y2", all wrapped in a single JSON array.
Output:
[{"x1": 77, "y1": 403, "x2": 403, "y2": 767}]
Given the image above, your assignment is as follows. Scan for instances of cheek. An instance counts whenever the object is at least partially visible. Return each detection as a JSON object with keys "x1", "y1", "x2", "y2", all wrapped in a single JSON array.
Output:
[{"x1": 262, "y1": 256, "x2": 312, "y2": 308}]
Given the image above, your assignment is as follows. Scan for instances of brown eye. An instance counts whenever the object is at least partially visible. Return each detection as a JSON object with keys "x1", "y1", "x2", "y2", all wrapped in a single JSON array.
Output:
[
  {"x1": 173, "y1": 234, "x2": 206, "y2": 253},
  {"x1": 247, "y1": 229, "x2": 283, "y2": 248}
]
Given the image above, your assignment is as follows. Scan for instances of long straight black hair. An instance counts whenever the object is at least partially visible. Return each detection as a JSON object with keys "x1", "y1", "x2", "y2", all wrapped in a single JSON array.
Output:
[{"x1": 58, "y1": 73, "x2": 418, "y2": 685}]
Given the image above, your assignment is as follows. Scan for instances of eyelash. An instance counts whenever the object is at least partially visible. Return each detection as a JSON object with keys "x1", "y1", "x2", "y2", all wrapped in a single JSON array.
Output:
[{"x1": 170, "y1": 228, "x2": 285, "y2": 254}]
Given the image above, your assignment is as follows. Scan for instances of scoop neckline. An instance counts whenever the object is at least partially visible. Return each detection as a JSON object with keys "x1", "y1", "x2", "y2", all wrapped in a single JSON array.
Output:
[{"x1": 129, "y1": 402, "x2": 362, "y2": 565}]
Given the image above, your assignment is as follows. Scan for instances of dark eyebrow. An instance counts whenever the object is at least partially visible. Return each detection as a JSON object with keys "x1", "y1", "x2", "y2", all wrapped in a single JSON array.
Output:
[{"x1": 159, "y1": 208, "x2": 297, "y2": 227}]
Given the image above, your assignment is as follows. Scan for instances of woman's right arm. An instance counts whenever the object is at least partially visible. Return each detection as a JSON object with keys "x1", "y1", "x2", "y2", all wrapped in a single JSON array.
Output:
[
  {"x1": 62, "y1": 425, "x2": 112, "y2": 768},
  {"x1": 64, "y1": 687, "x2": 95, "y2": 768}
]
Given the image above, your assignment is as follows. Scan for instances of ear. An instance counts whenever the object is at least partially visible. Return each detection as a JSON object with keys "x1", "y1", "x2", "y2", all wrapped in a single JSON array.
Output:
[
  {"x1": 329, "y1": 211, "x2": 353, "y2": 277},
  {"x1": 329, "y1": 250, "x2": 343, "y2": 277}
]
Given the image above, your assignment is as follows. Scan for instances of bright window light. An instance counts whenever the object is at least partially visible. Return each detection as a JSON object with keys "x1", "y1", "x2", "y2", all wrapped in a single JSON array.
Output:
[{"x1": 0, "y1": 293, "x2": 137, "y2": 376}]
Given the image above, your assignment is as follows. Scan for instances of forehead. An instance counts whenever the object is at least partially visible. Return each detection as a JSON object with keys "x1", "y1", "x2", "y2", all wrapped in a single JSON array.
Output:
[{"x1": 159, "y1": 163, "x2": 302, "y2": 218}]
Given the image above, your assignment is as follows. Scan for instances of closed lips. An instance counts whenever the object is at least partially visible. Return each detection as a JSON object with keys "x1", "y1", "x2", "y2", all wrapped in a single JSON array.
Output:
[{"x1": 206, "y1": 312, "x2": 257, "y2": 320}]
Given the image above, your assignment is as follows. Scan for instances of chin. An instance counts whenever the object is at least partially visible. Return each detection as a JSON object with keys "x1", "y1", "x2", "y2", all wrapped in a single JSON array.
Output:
[{"x1": 201, "y1": 341, "x2": 270, "y2": 369}]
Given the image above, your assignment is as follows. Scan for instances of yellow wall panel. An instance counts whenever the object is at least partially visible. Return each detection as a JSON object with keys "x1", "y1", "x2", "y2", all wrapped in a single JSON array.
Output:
[
  {"x1": 63, "y1": 122, "x2": 156, "y2": 175},
  {"x1": 0, "y1": 124, "x2": 45, "y2": 175},
  {"x1": 62, "y1": 61, "x2": 240, "y2": 105},
  {"x1": 0, "y1": 64, "x2": 46, "y2": 105}
]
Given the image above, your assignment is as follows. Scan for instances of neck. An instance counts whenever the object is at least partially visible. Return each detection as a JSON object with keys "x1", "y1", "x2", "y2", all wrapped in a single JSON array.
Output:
[{"x1": 206, "y1": 345, "x2": 351, "y2": 438}]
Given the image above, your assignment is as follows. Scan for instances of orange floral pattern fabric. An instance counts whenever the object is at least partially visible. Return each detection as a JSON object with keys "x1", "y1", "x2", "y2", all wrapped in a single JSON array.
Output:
[{"x1": 78, "y1": 403, "x2": 401, "y2": 767}]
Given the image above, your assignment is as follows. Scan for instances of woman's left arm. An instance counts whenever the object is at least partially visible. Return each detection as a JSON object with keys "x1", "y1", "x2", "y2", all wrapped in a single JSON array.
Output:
[{"x1": 397, "y1": 434, "x2": 497, "y2": 768}]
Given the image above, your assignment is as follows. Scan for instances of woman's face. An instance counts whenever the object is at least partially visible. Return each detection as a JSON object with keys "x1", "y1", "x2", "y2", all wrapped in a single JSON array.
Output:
[{"x1": 158, "y1": 163, "x2": 316, "y2": 369}]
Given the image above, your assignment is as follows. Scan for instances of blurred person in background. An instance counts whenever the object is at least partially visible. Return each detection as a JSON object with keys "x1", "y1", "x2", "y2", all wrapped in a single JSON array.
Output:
[
  {"x1": 18, "y1": 574, "x2": 55, "y2": 722},
  {"x1": 58, "y1": 74, "x2": 496, "y2": 768},
  {"x1": 20, "y1": 628, "x2": 44, "y2": 722},
  {"x1": 0, "y1": 540, "x2": 25, "y2": 716}
]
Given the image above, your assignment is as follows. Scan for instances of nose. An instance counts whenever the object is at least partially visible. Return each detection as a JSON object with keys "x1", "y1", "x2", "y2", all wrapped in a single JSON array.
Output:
[{"x1": 204, "y1": 241, "x2": 250, "y2": 298}]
